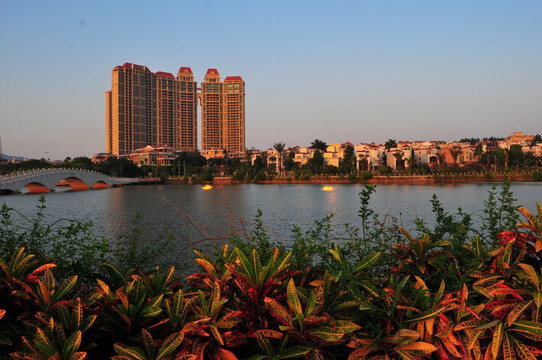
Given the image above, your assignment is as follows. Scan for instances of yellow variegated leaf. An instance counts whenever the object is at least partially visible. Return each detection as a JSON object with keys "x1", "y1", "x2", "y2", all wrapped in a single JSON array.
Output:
[
  {"x1": 286, "y1": 279, "x2": 302, "y2": 317},
  {"x1": 405, "y1": 306, "x2": 446, "y2": 323},
  {"x1": 310, "y1": 326, "x2": 345, "y2": 342},
  {"x1": 397, "y1": 341, "x2": 438, "y2": 355},
  {"x1": 514, "y1": 320, "x2": 542, "y2": 336},
  {"x1": 492, "y1": 321, "x2": 504, "y2": 360},
  {"x1": 508, "y1": 300, "x2": 533, "y2": 326},
  {"x1": 511, "y1": 335, "x2": 537, "y2": 360},
  {"x1": 500, "y1": 333, "x2": 515, "y2": 360}
]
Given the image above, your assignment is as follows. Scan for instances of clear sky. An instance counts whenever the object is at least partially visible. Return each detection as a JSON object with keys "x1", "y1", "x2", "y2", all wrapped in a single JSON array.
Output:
[{"x1": 1, "y1": 1, "x2": 541, "y2": 160}]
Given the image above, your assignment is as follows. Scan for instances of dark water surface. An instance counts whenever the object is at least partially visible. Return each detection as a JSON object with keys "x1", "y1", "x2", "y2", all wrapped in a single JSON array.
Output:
[{"x1": 1, "y1": 182, "x2": 541, "y2": 250}]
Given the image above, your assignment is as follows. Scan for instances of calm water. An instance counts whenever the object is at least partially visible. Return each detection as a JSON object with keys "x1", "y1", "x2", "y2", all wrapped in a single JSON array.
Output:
[{"x1": 1, "y1": 183, "x2": 541, "y2": 251}]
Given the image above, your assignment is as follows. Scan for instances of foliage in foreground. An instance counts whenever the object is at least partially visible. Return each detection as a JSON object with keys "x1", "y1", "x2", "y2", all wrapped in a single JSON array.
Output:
[{"x1": 1, "y1": 195, "x2": 542, "y2": 358}]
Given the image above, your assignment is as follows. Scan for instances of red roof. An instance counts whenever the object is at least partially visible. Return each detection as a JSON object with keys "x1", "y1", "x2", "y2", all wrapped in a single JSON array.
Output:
[
  {"x1": 155, "y1": 71, "x2": 175, "y2": 78},
  {"x1": 344, "y1": 141, "x2": 352, "y2": 145},
  {"x1": 224, "y1": 76, "x2": 243, "y2": 82},
  {"x1": 206, "y1": 68, "x2": 219, "y2": 76},
  {"x1": 119, "y1": 63, "x2": 152, "y2": 73},
  {"x1": 178, "y1": 66, "x2": 193, "y2": 74}
]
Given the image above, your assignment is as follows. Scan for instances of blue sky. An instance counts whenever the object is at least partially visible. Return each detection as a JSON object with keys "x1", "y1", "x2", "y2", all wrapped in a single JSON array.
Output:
[{"x1": 1, "y1": 1, "x2": 541, "y2": 160}]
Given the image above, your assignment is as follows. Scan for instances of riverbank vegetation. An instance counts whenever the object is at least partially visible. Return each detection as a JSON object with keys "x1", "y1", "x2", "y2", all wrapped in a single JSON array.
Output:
[
  {"x1": 1, "y1": 183, "x2": 542, "y2": 358},
  {"x1": 3, "y1": 141, "x2": 542, "y2": 184}
]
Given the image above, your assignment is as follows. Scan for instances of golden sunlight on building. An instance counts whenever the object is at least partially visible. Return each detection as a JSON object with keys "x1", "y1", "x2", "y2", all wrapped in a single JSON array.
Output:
[{"x1": 106, "y1": 63, "x2": 244, "y2": 156}]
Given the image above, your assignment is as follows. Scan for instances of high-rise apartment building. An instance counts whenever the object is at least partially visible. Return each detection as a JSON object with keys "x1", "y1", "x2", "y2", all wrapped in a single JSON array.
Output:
[
  {"x1": 200, "y1": 69, "x2": 245, "y2": 153},
  {"x1": 223, "y1": 76, "x2": 245, "y2": 153},
  {"x1": 106, "y1": 63, "x2": 244, "y2": 156}
]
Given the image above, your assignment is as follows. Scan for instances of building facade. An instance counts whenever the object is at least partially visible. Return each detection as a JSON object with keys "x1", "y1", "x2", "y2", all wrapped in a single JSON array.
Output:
[
  {"x1": 200, "y1": 69, "x2": 245, "y2": 154},
  {"x1": 106, "y1": 63, "x2": 244, "y2": 156}
]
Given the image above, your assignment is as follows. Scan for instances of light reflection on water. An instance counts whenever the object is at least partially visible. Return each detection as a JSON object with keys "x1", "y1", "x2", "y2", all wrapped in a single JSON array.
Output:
[{"x1": 1, "y1": 183, "x2": 540, "y2": 250}]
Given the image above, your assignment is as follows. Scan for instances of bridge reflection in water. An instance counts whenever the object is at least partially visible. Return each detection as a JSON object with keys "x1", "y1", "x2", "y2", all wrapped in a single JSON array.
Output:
[{"x1": 0, "y1": 168, "x2": 142, "y2": 194}]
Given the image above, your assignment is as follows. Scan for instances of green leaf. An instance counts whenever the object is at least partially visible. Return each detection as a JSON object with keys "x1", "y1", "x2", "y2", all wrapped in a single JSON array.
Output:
[
  {"x1": 69, "y1": 352, "x2": 87, "y2": 360},
  {"x1": 397, "y1": 341, "x2": 438, "y2": 355},
  {"x1": 359, "y1": 280, "x2": 380, "y2": 298},
  {"x1": 454, "y1": 319, "x2": 487, "y2": 331},
  {"x1": 309, "y1": 326, "x2": 344, "y2": 342},
  {"x1": 535, "y1": 291, "x2": 542, "y2": 310},
  {"x1": 34, "y1": 327, "x2": 56, "y2": 357},
  {"x1": 502, "y1": 332, "x2": 514, "y2": 360},
  {"x1": 45, "y1": 269, "x2": 55, "y2": 295},
  {"x1": 405, "y1": 306, "x2": 446, "y2": 323},
  {"x1": 80, "y1": 315, "x2": 97, "y2": 333},
  {"x1": 209, "y1": 324, "x2": 224, "y2": 346},
  {"x1": 235, "y1": 248, "x2": 255, "y2": 282},
  {"x1": 141, "y1": 329, "x2": 155, "y2": 359},
  {"x1": 156, "y1": 332, "x2": 184, "y2": 360},
  {"x1": 256, "y1": 331, "x2": 273, "y2": 358},
  {"x1": 252, "y1": 249, "x2": 262, "y2": 285},
  {"x1": 113, "y1": 343, "x2": 147, "y2": 360},
  {"x1": 265, "y1": 297, "x2": 292, "y2": 326},
  {"x1": 287, "y1": 279, "x2": 303, "y2": 317},
  {"x1": 508, "y1": 300, "x2": 533, "y2": 326},
  {"x1": 172, "y1": 289, "x2": 184, "y2": 316},
  {"x1": 55, "y1": 275, "x2": 78, "y2": 302},
  {"x1": 100, "y1": 263, "x2": 127, "y2": 287},
  {"x1": 277, "y1": 346, "x2": 312, "y2": 359},
  {"x1": 62, "y1": 330, "x2": 82, "y2": 360},
  {"x1": 511, "y1": 335, "x2": 537, "y2": 360},
  {"x1": 209, "y1": 281, "x2": 223, "y2": 316},
  {"x1": 57, "y1": 304, "x2": 71, "y2": 329},
  {"x1": 514, "y1": 320, "x2": 542, "y2": 336},
  {"x1": 333, "y1": 320, "x2": 361, "y2": 334},
  {"x1": 492, "y1": 321, "x2": 504, "y2": 360},
  {"x1": 216, "y1": 311, "x2": 242, "y2": 329},
  {"x1": 518, "y1": 263, "x2": 540, "y2": 290},
  {"x1": 353, "y1": 252, "x2": 380, "y2": 273}
]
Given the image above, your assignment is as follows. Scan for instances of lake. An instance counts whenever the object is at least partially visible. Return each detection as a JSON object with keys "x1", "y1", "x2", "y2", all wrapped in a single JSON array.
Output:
[{"x1": 1, "y1": 182, "x2": 540, "y2": 252}]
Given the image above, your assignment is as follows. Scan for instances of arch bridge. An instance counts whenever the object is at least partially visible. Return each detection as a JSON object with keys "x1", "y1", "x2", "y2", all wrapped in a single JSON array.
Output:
[{"x1": 0, "y1": 168, "x2": 139, "y2": 193}]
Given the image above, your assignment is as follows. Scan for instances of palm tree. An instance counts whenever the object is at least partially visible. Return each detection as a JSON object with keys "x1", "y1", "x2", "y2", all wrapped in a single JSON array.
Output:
[
  {"x1": 259, "y1": 150, "x2": 268, "y2": 169},
  {"x1": 310, "y1": 139, "x2": 327, "y2": 151},
  {"x1": 449, "y1": 146, "x2": 461, "y2": 165},
  {"x1": 393, "y1": 151, "x2": 404, "y2": 170},
  {"x1": 385, "y1": 139, "x2": 397, "y2": 152},
  {"x1": 273, "y1": 142, "x2": 286, "y2": 176},
  {"x1": 245, "y1": 147, "x2": 254, "y2": 166}
]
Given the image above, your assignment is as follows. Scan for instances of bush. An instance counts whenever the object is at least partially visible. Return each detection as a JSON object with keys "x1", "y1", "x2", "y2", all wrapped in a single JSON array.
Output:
[
  {"x1": 358, "y1": 170, "x2": 373, "y2": 181},
  {"x1": 2, "y1": 186, "x2": 542, "y2": 358}
]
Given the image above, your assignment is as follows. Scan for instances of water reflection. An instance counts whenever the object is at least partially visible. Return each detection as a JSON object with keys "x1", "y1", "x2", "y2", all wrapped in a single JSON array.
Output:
[{"x1": 2, "y1": 182, "x2": 540, "y2": 249}]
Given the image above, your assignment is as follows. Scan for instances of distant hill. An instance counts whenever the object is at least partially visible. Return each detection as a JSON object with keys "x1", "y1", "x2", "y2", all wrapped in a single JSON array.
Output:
[{"x1": 1, "y1": 154, "x2": 28, "y2": 161}]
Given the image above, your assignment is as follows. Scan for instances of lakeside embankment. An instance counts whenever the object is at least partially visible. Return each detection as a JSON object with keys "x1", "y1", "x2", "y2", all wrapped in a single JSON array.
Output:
[{"x1": 166, "y1": 173, "x2": 541, "y2": 185}]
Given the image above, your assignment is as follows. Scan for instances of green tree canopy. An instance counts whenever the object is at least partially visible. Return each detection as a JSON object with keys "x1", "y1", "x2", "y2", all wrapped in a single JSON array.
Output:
[
  {"x1": 308, "y1": 149, "x2": 324, "y2": 174},
  {"x1": 310, "y1": 139, "x2": 327, "y2": 151},
  {"x1": 384, "y1": 139, "x2": 397, "y2": 151}
]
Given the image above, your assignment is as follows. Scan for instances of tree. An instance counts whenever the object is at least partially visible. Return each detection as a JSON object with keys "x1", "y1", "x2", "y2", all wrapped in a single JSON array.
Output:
[
  {"x1": 393, "y1": 151, "x2": 404, "y2": 170},
  {"x1": 310, "y1": 139, "x2": 327, "y2": 151},
  {"x1": 284, "y1": 150, "x2": 295, "y2": 171},
  {"x1": 70, "y1": 156, "x2": 93, "y2": 170},
  {"x1": 530, "y1": 134, "x2": 542, "y2": 148},
  {"x1": 474, "y1": 143, "x2": 484, "y2": 159},
  {"x1": 308, "y1": 149, "x2": 324, "y2": 174},
  {"x1": 449, "y1": 146, "x2": 461, "y2": 165},
  {"x1": 384, "y1": 139, "x2": 397, "y2": 152},
  {"x1": 340, "y1": 145, "x2": 356, "y2": 174},
  {"x1": 259, "y1": 151, "x2": 268, "y2": 169},
  {"x1": 273, "y1": 142, "x2": 286, "y2": 176},
  {"x1": 508, "y1": 144, "x2": 525, "y2": 168}
]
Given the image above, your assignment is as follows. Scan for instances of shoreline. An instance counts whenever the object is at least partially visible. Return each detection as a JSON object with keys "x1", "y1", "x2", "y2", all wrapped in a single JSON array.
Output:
[{"x1": 165, "y1": 173, "x2": 542, "y2": 186}]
